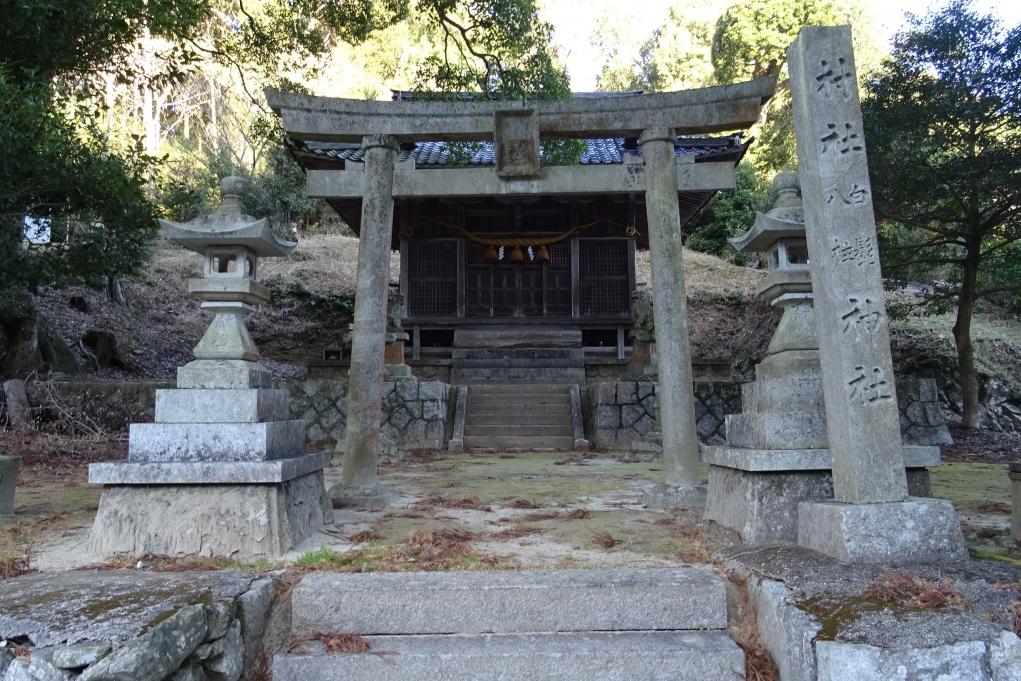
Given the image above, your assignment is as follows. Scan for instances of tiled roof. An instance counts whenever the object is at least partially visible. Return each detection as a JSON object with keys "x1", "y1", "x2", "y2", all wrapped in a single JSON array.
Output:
[{"x1": 301, "y1": 136, "x2": 744, "y2": 168}]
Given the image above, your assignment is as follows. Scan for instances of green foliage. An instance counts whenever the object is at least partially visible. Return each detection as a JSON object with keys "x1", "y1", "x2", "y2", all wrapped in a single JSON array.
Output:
[
  {"x1": 864, "y1": 0, "x2": 1021, "y2": 307},
  {"x1": 685, "y1": 163, "x2": 771, "y2": 261},
  {"x1": 711, "y1": 0, "x2": 878, "y2": 176}
]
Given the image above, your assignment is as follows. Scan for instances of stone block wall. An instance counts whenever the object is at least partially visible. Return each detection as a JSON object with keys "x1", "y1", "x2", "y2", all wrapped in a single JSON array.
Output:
[
  {"x1": 584, "y1": 381, "x2": 741, "y2": 450},
  {"x1": 898, "y1": 377, "x2": 953, "y2": 445},
  {"x1": 287, "y1": 378, "x2": 451, "y2": 459},
  {"x1": 585, "y1": 376, "x2": 949, "y2": 453}
]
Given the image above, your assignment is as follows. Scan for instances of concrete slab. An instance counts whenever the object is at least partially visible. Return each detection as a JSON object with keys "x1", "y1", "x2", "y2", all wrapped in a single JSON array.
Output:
[
  {"x1": 154, "y1": 388, "x2": 290, "y2": 423},
  {"x1": 273, "y1": 630, "x2": 745, "y2": 681},
  {"x1": 291, "y1": 568, "x2": 727, "y2": 635}
]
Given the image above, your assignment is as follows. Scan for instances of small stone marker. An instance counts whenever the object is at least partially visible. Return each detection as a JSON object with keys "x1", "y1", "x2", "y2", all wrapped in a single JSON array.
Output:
[
  {"x1": 1011, "y1": 462, "x2": 1021, "y2": 542},
  {"x1": 788, "y1": 26, "x2": 965, "y2": 563},
  {"x1": 0, "y1": 453, "x2": 19, "y2": 517},
  {"x1": 2, "y1": 379, "x2": 30, "y2": 430}
]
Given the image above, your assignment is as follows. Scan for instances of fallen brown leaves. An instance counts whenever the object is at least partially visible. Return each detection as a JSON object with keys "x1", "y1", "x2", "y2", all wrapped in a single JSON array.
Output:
[
  {"x1": 518, "y1": 512, "x2": 560, "y2": 522},
  {"x1": 347, "y1": 530, "x2": 384, "y2": 543},
  {"x1": 490, "y1": 525, "x2": 543, "y2": 540},
  {"x1": 976, "y1": 501, "x2": 1013, "y2": 515},
  {"x1": 591, "y1": 531, "x2": 620, "y2": 549},
  {"x1": 416, "y1": 496, "x2": 492, "y2": 512},
  {"x1": 94, "y1": 553, "x2": 244, "y2": 572},
  {"x1": 286, "y1": 632, "x2": 371, "y2": 655},
  {"x1": 0, "y1": 552, "x2": 31, "y2": 580},
  {"x1": 726, "y1": 574, "x2": 780, "y2": 681},
  {"x1": 295, "y1": 528, "x2": 503, "y2": 573},
  {"x1": 864, "y1": 572, "x2": 964, "y2": 610},
  {"x1": 506, "y1": 499, "x2": 539, "y2": 509},
  {"x1": 564, "y1": 509, "x2": 592, "y2": 520}
]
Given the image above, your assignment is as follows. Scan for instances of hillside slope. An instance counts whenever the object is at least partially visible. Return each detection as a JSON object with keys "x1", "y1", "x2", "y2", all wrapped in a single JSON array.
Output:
[{"x1": 27, "y1": 234, "x2": 1021, "y2": 423}]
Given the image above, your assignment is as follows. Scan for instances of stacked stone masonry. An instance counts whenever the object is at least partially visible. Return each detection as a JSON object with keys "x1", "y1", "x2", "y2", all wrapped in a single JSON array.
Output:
[
  {"x1": 586, "y1": 377, "x2": 948, "y2": 454},
  {"x1": 289, "y1": 378, "x2": 451, "y2": 459}
]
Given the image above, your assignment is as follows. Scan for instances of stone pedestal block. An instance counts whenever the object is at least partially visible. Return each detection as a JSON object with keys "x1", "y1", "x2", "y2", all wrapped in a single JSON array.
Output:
[
  {"x1": 796, "y1": 497, "x2": 968, "y2": 563},
  {"x1": 0, "y1": 455, "x2": 19, "y2": 517},
  {"x1": 128, "y1": 420, "x2": 305, "y2": 462},
  {"x1": 88, "y1": 471, "x2": 331, "y2": 559},
  {"x1": 177, "y1": 359, "x2": 273, "y2": 390},
  {"x1": 704, "y1": 446, "x2": 938, "y2": 543},
  {"x1": 725, "y1": 412, "x2": 828, "y2": 449},
  {"x1": 642, "y1": 483, "x2": 708, "y2": 511},
  {"x1": 155, "y1": 388, "x2": 289, "y2": 423}
]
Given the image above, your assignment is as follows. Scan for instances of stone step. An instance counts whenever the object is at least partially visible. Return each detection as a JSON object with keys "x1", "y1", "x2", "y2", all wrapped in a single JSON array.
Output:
[
  {"x1": 273, "y1": 631, "x2": 744, "y2": 681},
  {"x1": 464, "y1": 424, "x2": 573, "y2": 437},
  {"x1": 290, "y1": 568, "x2": 727, "y2": 635},
  {"x1": 468, "y1": 395, "x2": 571, "y2": 409},
  {"x1": 454, "y1": 326, "x2": 583, "y2": 349},
  {"x1": 464, "y1": 435, "x2": 576, "y2": 450},
  {"x1": 468, "y1": 384, "x2": 573, "y2": 395},
  {"x1": 452, "y1": 348, "x2": 584, "y2": 361},
  {"x1": 466, "y1": 413, "x2": 569, "y2": 426},
  {"x1": 454, "y1": 358, "x2": 583, "y2": 369},
  {"x1": 451, "y1": 368, "x2": 586, "y2": 382}
]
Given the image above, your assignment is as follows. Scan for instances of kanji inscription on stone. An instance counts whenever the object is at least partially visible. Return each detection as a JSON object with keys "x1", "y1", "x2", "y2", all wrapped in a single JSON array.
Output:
[
  {"x1": 494, "y1": 109, "x2": 541, "y2": 178},
  {"x1": 789, "y1": 26, "x2": 908, "y2": 504}
]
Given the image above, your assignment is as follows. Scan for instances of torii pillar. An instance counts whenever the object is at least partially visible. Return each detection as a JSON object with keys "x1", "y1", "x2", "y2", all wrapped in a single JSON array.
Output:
[
  {"x1": 640, "y1": 127, "x2": 706, "y2": 508},
  {"x1": 330, "y1": 134, "x2": 399, "y2": 509}
]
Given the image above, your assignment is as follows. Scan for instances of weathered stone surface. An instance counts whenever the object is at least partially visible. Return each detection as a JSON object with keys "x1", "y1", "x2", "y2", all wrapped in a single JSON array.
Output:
[
  {"x1": 341, "y1": 135, "x2": 398, "y2": 490},
  {"x1": 1, "y1": 659, "x2": 30, "y2": 681},
  {"x1": 0, "y1": 571, "x2": 251, "y2": 648},
  {"x1": 155, "y1": 389, "x2": 289, "y2": 424},
  {"x1": 89, "y1": 453, "x2": 328, "y2": 486},
  {"x1": 641, "y1": 127, "x2": 701, "y2": 487},
  {"x1": 701, "y1": 445, "x2": 940, "y2": 472},
  {"x1": 797, "y1": 498, "x2": 968, "y2": 563},
  {"x1": 79, "y1": 604, "x2": 208, "y2": 681},
  {"x1": 641, "y1": 483, "x2": 708, "y2": 511},
  {"x1": 273, "y1": 631, "x2": 744, "y2": 681},
  {"x1": 127, "y1": 420, "x2": 305, "y2": 463},
  {"x1": 177, "y1": 360, "x2": 272, "y2": 390},
  {"x1": 88, "y1": 472, "x2": 330, "y2": 559},
  {"x1": 238, "y1": 578, "x2": 276, "y2": 674},
  {"x1": 292, "y1": 568, "x2": 726, "y2": 636},
  {"x1": 749, "y1": 578, "x2": 820, "y2": 681},
  {"x1": 9, "y1": 648, "x2": 73, "y2": 681},
  {"x1": 192, "y1": 310, "x2": 260, "y2": 362},
  {"x1": 0, "y1": 456, "x2": 18, "y2": 516},
  {"x1": 790, "y1": 25, "x2": 908, "y2": 504},
  {"x1": 705, "y1": 466, "x2": 832, "y2": 543},
  {"x1": 725, "y1": 412, "x2": 828, "y2": 450},
  {"x1": 51, "y1": 643, "x2": 111, "y2": 669},
  {"x1": 816, "y1": 640, "x2": 987, "y2": 681},
  {"x1": 990, "y1": 631, "x2": 1021, "y2": 681},
  {"x1": 169, "y1": 663, "x2": 208, "y2": 681},
  {"x1": 201, "y1": 619, "x2": 242, "y2": 681},
  {"x1": 203, "y1": 603, "x2": 236, "y2": 642}
]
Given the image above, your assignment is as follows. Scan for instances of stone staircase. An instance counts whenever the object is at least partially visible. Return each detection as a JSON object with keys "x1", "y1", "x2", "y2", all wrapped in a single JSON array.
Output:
[
  {"x1": 450, "y1": 326, "x2": 585, "y2": 384},
  {"x1": 463, "y1": 383, "x2": 576, "y2": 450},
  {"x1": 273, "y1": 568, "x2": 745, "y2": 681}
]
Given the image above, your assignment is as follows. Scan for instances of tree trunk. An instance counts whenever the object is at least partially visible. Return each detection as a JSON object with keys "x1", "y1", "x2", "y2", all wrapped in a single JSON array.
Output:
[{"x1": 953, "y1": 246, "x2": 981, "y2": 429}]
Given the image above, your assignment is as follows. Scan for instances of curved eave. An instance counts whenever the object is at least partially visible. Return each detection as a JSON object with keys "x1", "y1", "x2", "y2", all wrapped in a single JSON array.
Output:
[
  {"x1": 159, "y1": 218, "x2": 297, "y2": 257},
  {"x1": 729, "y1": 212, "x2": 805, "y2": 253}
]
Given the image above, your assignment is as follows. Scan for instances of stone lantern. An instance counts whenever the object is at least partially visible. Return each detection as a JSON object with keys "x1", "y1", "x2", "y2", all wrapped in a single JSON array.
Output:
[
  {"x1": 730, "y1": 167, "x2": 815, "y2": 357},
  {"x1": 87, "y1": 177, "x2": 331, "y2": 559},
  {"x1": 162, "y1": 176, "x2": 293, "y2": 385}
]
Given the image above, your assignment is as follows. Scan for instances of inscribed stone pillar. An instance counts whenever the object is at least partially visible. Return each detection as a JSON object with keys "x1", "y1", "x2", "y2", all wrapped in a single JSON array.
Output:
[
  {"x1": 639, "y1": 128, "x2": 701, "y2": 488},
  {"x1": 341, "y1": 135, "x2": 399, "y2": 491},
  {"x1": 788, "y1": 26, "x2": 965, "y2": 563},
  {"x1": 788, "y1": 27, "x2": 907, "y2": 504}
]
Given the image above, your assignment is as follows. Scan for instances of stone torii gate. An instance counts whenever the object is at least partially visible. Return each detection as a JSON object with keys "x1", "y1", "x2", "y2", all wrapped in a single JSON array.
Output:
[{"x1": 267, "y1": 77, "x2": 776, "y2": 506}]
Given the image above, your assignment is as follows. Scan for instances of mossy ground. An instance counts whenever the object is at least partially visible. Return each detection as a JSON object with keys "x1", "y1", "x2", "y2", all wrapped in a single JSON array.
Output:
[{"x1": 2, "y1": 449, "x2": 1019, "y2": 574}]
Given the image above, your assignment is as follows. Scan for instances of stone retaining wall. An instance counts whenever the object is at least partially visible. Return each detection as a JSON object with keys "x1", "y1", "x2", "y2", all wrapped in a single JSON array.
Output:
[
  {"x1": 585, "y1": 377, "x2": 949, "y2": 453},
  {"x1": 288, "y1": 378, "x2": 451, "y2": 460},
  {"x1": 583, "y1": 381, "x2": 742, "y2": 450}
]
